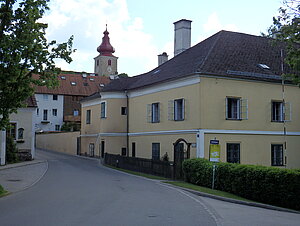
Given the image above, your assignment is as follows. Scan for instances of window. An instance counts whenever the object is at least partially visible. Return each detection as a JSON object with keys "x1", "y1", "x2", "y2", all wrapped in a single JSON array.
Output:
[
  {"x1": 97, "y1": 60, "x2": 99, "y2": 66},
  {"x1": 121, "y1": 147, "x2": 127, "y2": 156},
  {"x1": 227, "y1": 143, "x2": 240, "y2": 163},
  {"x1": 55, "y1": 125, "x2": 60, "y2": 131},
  {"x1": 52, "y1": 109, "x2": 57, "y2": 116},
  {"x1": 147, "y1": 103, "x2": 160, "y2": 123},
  {"x1": 43, "y1": 109, "x2": 48, "y2": 121},
  {"x1": 271, "y1": 101, "x2": 283, "y2": 122},
  {"x1": 53, "y1": 95, "x2": 58, "y2": 100},
  {"x1": 108, "y1": 59, "x2": 111, "y2": 66},
  {"x1": 43, "y1": 94, "x2": 48, "y2": 100},
  {"x1": 132, "y1": 142, "x2": 136, "y2": 157},
  {"x1": 86, "y1": 110, "x2": 91, "y2": 124},
  {"x1": 73, "y1": 109, "x2": 79, "y2": 116},
  {"x1": 7, "y1": 123, "x2": 17, "y2": 139},
  {"x1": 152, "y1": 143, "x2": 160, "y2": 160},
  {"x1": 18, "y1": 128, "x2": 24, "y2": 139},
  {"x1": 71, "y1": 82, "x2": 76, "y2": 86},
  {"x1": 226, "y1": 97, "x2": 248, "y2": 120},
  {"x1": 37, "y1": 108, "x2": 39, "y2": 116},
  {"x1": 83, "y1": 83, "x2": 88, "y2": 86},
  {"x1": 271, "y1": 144, "x2": 284, "y2": 166},
  {"x1": 100, "y1": 102, "x2": 106, "y2": 118},
  {"x1": 121, "y1": 107, "x2": 127, "y2": 115},
  {"x1": 168, "y1": 99, "x2": 185, "y2": 121}
]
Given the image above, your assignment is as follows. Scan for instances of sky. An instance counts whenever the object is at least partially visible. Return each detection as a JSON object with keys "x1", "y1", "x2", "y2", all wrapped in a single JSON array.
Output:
[{"x1": 41, "y1": 0, "x2": 283, "y2": 76}]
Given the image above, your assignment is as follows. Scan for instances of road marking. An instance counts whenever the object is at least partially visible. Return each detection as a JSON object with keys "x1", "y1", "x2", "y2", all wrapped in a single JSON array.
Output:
[{"x1": 159, "y1": 183, "x2": 223, "y2": 226}]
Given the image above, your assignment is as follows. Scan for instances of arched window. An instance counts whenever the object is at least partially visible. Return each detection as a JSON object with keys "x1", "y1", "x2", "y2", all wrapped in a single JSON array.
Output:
[
  {"x1": 108, "y1": 59, "x2": 111, "y2": 66},
  {"x1": 18, "y1": 128, "x2": 24, "y2": 139}
]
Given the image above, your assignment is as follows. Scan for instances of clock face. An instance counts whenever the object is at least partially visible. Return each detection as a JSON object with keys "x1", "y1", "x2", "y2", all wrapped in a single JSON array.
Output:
[{"x1": 107, "y1": 66, "x2": 112, "y2": 73}]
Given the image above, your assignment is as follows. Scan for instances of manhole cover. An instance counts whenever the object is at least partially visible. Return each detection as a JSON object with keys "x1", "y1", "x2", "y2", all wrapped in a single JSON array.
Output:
[{"x1": 7, "y1": 179, "x2": 21, "y2": 182}]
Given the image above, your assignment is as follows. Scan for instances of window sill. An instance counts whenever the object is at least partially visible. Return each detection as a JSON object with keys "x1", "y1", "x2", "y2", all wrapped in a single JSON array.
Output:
[
  {"x1": 271, "y1": 120, "x2": 284, "y2": 123},
  {"x1": 226, "y1": 118, "x2": 242, "y2": 121},
  {"x1": 41, "y1": 120, "x2": 50, "y2": 124},
  {"x1": 174, "y1": 119, "x2": 185, "y2": 121}
]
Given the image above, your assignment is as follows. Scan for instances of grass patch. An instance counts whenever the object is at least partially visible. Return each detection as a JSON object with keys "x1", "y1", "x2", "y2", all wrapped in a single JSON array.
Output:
[
  {"x1": 164, "y1": 181, "x2": 254, "y2": 202},
  {"x1": 105, "y1": 164, "x2": 168, "y2": 180},
  {"x1": 0, "y1": 185, "x2": 9, "y2": 198}
]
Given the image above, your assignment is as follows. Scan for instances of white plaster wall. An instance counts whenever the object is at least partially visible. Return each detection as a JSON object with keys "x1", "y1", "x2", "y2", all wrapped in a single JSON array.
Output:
[{"x1": 34, "y1": 93, "x2": 64, "y2": 132}]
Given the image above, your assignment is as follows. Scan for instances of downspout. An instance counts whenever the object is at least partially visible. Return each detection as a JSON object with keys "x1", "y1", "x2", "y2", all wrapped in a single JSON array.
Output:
[{"x1": 125, "y1": 90, "x2": 129, "y2": 156}]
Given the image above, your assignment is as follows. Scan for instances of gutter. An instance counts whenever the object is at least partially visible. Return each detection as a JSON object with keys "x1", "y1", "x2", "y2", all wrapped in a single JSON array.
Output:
[{"x1": 125, "y1": 90, "x2": 129, "y2": 156}]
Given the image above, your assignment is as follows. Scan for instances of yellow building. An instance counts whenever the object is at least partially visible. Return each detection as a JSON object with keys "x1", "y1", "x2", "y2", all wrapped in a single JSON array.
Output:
[{"x1": 80, "y1": 29, "x2": 300, "y2": 169}]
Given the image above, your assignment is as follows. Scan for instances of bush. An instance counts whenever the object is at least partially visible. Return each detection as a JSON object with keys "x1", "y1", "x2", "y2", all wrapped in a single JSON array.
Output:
[
  {"x1": 183, "y1": 158, "x2": 300, "y2": 210},
  {"x1": 6, "y1": 136, "x2": 19, "y2": 164}
]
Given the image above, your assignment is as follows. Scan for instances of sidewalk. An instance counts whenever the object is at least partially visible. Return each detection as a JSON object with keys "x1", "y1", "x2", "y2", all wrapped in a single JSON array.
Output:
[{"x1": 0, "y1": 159, "x2": 48, "y2": 193}]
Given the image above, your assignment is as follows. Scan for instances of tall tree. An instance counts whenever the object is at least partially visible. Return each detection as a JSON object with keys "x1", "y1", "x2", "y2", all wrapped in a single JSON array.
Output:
[
  {"x1": 268, "y1": 0, "x2": 300, "y2": 85},
  {"x1": 0, "y1": 0, "x2": 74, "y2": 129}
]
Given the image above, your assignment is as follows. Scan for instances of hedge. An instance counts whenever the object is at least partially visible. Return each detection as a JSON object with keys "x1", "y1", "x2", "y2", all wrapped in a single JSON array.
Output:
[{"x1": 182, "y1": 158, "x2": 300, "y2": 210}]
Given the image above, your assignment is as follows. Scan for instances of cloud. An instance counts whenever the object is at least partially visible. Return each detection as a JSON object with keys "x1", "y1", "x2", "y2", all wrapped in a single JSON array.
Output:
[
  {"x1": 41, "y1": 0, "x2": 157, "y2": 75},
  {"x1": 203, "y1": 12, "x2": 238, "y2": 33}
]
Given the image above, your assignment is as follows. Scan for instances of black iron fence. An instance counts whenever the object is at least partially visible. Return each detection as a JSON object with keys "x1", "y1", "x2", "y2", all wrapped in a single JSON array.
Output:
[{"x1": 104, "y1": 153, "x2": 174, "y2": 179}]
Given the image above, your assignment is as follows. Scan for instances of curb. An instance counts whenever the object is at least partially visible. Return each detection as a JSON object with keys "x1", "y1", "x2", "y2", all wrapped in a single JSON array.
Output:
[
  {"x1": 165, "y1": 184, "x2": 300, "y2": 214},
  {"x1": 0, "y1": 160, "x2": 46, "y2": 171}
]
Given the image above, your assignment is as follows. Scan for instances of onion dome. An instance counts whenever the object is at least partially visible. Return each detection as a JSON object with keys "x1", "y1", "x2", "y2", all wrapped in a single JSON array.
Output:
[{"x1": 97, "y1": 25, "x2": 115, "y2": 56}]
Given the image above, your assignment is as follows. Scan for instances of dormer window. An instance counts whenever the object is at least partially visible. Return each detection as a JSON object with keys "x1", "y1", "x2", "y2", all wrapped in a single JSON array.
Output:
[{"x1": 258, "y1": 64, "x2": 270, "y2": 70}]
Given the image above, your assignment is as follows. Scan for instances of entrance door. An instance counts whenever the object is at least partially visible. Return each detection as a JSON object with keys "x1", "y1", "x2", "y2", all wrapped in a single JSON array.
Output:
[
  {"x1": 89, "y1": 143, "x2": 95, "y2": 157},
  {"x1": 174, "y1": 143, "x2": 184, "y2": 179},
  {"x1": 100, "y1": 141, "x2": 105, "y2": 158}
]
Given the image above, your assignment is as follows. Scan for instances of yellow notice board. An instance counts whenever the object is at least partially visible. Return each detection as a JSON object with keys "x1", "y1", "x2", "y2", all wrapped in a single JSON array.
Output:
[{"x1": 209, "y1": 140, "x2": 220, "y2": 162}]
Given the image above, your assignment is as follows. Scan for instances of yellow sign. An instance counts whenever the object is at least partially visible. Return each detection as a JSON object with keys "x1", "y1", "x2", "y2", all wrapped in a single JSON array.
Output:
[{"x1": 209, "y1": 140, "x2": 220, "y2": 162}]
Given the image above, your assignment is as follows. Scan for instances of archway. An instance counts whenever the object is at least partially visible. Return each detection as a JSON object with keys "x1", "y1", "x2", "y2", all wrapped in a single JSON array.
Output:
[{"x1": 173, "y1": 138, "x2": 191, "y2": 179}]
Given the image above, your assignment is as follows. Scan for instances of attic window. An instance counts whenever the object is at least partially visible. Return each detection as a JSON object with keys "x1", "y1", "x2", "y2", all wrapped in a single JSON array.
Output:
[
  {"x1": 152, "y1": 69, "x2": 160, "y2": 75},
  {"x1": 71, "y1": 82, "x2": 76, "y2": 86},
  {"x1": 258, "y1": 64, "x2": 270, "y2": 70},
  {"x1": 61, "y1": 76, "x2": 66, "y2": 80}
]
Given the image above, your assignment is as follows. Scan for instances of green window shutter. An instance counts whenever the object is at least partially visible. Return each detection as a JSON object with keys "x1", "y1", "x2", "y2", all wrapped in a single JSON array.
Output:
[
  {"x1": 168, "y1": 100, "x2": 174, "y2": 121},
  {"x1": 240, "y1": 99, "x2": 248, "y2": 120},
  {"x1": 147, "y1": 104, "x2": 152, "y2": 123},
  {"x1": 284, "y1": 102, "x2": 292, "y2": 122}
]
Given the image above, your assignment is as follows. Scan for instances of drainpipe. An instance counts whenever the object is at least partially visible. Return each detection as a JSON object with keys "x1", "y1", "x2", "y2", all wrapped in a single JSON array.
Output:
[{"x1": 125, "y1": 90, "x2": 129, "y2": 156}]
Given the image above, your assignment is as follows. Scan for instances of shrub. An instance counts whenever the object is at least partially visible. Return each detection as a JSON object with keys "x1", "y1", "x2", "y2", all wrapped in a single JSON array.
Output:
[
  {"x1": 183, "y1": 158, "x2": 300, "y2": 210},
  {"x1": 6, "y1": 136, "x2": 19, "y2": 164}
]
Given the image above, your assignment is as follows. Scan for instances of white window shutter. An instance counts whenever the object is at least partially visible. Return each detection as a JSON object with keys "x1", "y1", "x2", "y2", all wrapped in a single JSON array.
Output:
[
  {"x1": 225, "y1": 98, "x2": 228, "y2": 119},
  {"x1": 168, "y1": 100, "x2": 174, "y2": 121},
  {"x1": 240, "y1": 99, "x2": 248, "y2": 120},
  {"x1": 147, "y1": 104, "x2": 152, "y2": 123},
  {"x1": 158, "y1": 102, "x2": 161, "y2": 122},
  {"x1": 284, "y1": 102, "x2": 292, "y2": 122}
]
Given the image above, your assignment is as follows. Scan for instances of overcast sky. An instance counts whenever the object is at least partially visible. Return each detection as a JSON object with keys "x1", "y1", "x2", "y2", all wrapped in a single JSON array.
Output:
[{"x1": 41, "y1": 0, "x2": 282, "y2": 76}]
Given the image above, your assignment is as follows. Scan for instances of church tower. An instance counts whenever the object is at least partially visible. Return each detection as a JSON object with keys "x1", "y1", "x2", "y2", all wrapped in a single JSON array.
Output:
[{"x1": 94, "y1": 25, "x2": 118, "y2": 76}]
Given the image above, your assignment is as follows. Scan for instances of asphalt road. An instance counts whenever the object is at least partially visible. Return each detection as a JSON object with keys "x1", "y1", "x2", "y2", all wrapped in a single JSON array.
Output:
[{"x1": 0, "y1": 150, "x2": 299, "y2": 226}]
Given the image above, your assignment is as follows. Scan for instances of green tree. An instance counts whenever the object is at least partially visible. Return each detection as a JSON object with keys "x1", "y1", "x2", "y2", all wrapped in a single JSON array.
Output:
[
  {"x1": 268, "y1": 0, "x2": 300, "y2": 85},
  {"x1": 0, "y1": 0, "x2": 74, "y2": 130}
]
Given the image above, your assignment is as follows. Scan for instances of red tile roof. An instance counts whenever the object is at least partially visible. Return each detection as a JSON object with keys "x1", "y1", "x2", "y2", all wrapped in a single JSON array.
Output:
[
  {"x1": 25, "y1": 96, "x2": 37, "y2": 108},
  {"x1": 33, "y1": 73, "x2": 110, "y2": 96}
]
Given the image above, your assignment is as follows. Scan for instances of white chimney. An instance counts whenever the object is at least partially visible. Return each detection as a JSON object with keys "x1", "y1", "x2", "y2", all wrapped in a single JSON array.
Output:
[
  {"x1": 174, "y1": 19, "x2": 192, "y2": 56},
  {"x1": 158, "y1": 52, "x2": 168, "y2": 66}
]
